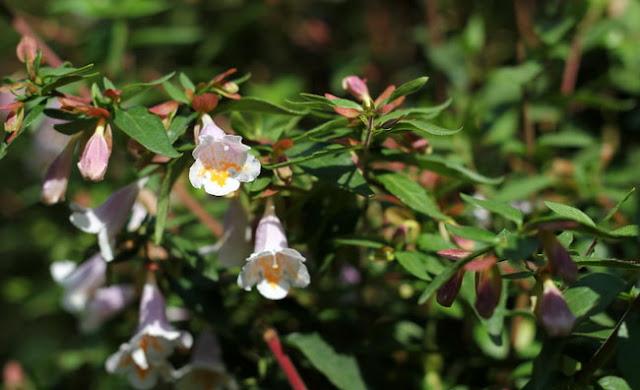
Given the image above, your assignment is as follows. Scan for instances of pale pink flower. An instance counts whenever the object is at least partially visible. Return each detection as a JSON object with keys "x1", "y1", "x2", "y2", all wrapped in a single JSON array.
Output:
[
  {"x1": 41, "y1": 137, "x2": 77, "y2": 204},
  {"x1": 237, "y1": 203, "x2": 310, "y2": 300},
  {"x1": 81, "y1": 285, "x2": 136, "y2": 332},
  {"x1": 189, "y1": 114, "x2": 260, "y2": 196},
  {"x1": 217, "y1": 198, "x2": 253, "y2": 268},
  {"x1": 106, "y1": 280, "x2": 193, "y2": 389},
  {"x1": 77, "y1": 121, "x2": 112, "y2": 181},
  {"x1": 342, "y1": 75, "x2": 371, "y2": 103},
  {"x1": 50, "y1": 253, "x2": 106, "y2": 313},
  {"x1": 70, "y1": 178, "x2": 148, "y2": 261}
]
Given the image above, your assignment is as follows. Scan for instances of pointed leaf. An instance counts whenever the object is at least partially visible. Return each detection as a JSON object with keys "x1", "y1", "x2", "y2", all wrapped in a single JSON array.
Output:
[
  {"x1": 376, "y1": 171, "x2": 449, "y2": 220},
  {"x1": 113, "y1": 107, "x2": 181, "y2": 158},
  {"x1": 387, "y1": 76, "x2": 429, "y2": 102},
  {"x1": 286, "y1": 332, "x2": 368, "y2": 390},
  {"x1": 544, "y1": 201, "x2": 596, "y2": 228},
  {"x1": 460, "y1": 193, "x2": 523, "y2": 227}
]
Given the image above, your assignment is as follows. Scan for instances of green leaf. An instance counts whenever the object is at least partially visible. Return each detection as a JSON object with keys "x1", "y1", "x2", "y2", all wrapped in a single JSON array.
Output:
[
  {"x1": 387, "y1": 76, "x2": 429, "y2": 102},
  {"x1": 544, "y1": 201, "x2": 596, "y2": 228},
  {"x1": 22, "y1": 101, "x2": 47, "y2": 129},
  {"x1": 446, "y1": 224, "x2": 498, "y2": 243},
  {"x1": 417, "y1": 247, "x2": 490, "y2": 304},
  {"x1": 286, "y1": 332, "x2": 368, "y2": 390},
  {"x1": 112, "y1": 107, "x2": 181, "y2": 158},
  {"x1": 288, "y1": 142, "x2": 372, "y2": 197},
  {"x1": 162, "y1": 81, "x2": 189, "y2": 104},
  {"x1": 121, "y1": 72, "x2": 176, "y2": 99},
  {"x1": 392, "y1": 120, "x2": 462, "y2": 136},
  {"x1": 155, "y1": 155, "x2": 192, "y2": 244},
  {"x1": 494, "y1": 175, "x2": 553, "y2": 202},
  {"x1": 293, "y1": 117, "x2": 350, "y2": 141},
  {"x1": 217, "y1": 97, "x2": 306, "y2": 116},
  {"x1": 572, "y1": 256, "x2": 640, "y2": 269},
  {"x1": 380, "y1": 150, "x2": 502, "y2": 185},
  {"x1": 53, "y1": 118, "x2": 97, "y2": 135},
  {"x1": 564, "y1": 273, "x2": 625, "y2": 319},
  {"x1": 167, "y1": 113, "x2": 197, "y2": 143},
  {"x1": 333, "y1": 237, "x2": 386, "y2": 249},
  {"x1": 598, "y1": 376, "x2": 632, "y2": 390},
  {"x1": 179, "y1": 72, "x2": 196, "y2": 90},
  {"x1": 245, "y1": 176, "x2": 271, "y2": 199},
  {"x1": 602, "y1": 188, "x2": 635, "y2": 224},
  {"x1": 460, "y1": 193, "x2": 523, "y2": 227},
  {"x1": 395, "y1": 251, "x2": 444, "y2": 281},
  {"x1": 375, "y1": 171, "x2": 449, "y2": 220}
]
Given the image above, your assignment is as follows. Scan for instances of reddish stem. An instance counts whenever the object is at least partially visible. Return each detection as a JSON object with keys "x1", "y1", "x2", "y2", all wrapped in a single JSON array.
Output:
[
  {"x1": 561, "y1": 35, "x2": 582, "y2": 96},
  {"x1": 173, "y1": 182, "x2": 223, "y2": 238},
  {"x1": 263, "y1": 328, "x2": 308, "y2": 390}
]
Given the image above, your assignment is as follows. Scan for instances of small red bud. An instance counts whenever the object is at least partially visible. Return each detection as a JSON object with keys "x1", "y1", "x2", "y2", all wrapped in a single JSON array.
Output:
[
  {"x1": 436, "y1": 269, "x2": 465, "y2": 307},
  {"x1": 192, "y1": 93, "x2": 219, "y2": 113},
  {"x1": 538, "y1": 277, "x2": 576, "y2": 337},
  {"x1": 475, "y1": 263, "x2": 502, "y2": 318}
]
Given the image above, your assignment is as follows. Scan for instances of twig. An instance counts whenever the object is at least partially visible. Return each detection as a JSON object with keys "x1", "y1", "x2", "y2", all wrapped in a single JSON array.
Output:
[
  {"x1": 0, "y1": 1, "x2": 63, "y2": 67},
  {"x1": 173, "y1": 181, "x2": 223, "y2": 238},
  {"x1": 561, "y1": 35, "x2": 582, "y2": 96},
  {"x1": 263, "y1": 328, "x2": 308, "y2": 390}
]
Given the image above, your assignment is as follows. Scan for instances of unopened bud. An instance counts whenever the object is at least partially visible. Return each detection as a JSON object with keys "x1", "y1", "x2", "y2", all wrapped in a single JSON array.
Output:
[
  {"x1": 77, "y1": 121, "x2": 112, "y2": 181},
  {"x1": 342, "y1": 76, "x2": 371, "y2": 103},
  {"x1": 4, "y1": 102, "x2": 24, "y2": 133},
  {"x1": 475, "y1": 264, "x2": 502, "y2": 318},
  {"x1": 192, "y1": 93, "x2": 219, "y2": 113},
  {"x1": 437, "y1": 269, "x2": 465, "y2": 307},
  {"x1": 42, "y1": 137, "x2": 77, "y2": 204},
  {"x1": 538, "y1": 277, "x2": 576, "y2": 337},
  {"x1": 16, "y1": 36, "x2": 38, "y2": 66},
  {"x1": 540, "y1": 230, "x2": 578, "y2": 283}
]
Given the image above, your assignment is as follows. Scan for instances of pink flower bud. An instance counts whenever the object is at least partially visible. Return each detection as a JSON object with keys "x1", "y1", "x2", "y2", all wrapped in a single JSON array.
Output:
[
  {"x1": 42, "y1": 137, "x2": 77, "y2": 204},
  {"x1": 342, "y1": 76, "x2": 370, "y2": 102},
  {"x1": 77, "y1": 122, "x2": 112, "y2": 181},
  {"x1": 253, "y1": 202, "x2": 288, "y2": 253},
  {"x1": 540, "y1": 230, "x2": 578, "y2": 283},
  {"x1": 538, "y1": 278, "x2": 576, "y2": 337},
  {"x1": 192, "y1": 93, "x2": 219, "y2": 113},
  {"x1": 16, "y1": 36, "x2": 38, "y2": 66},
  {"x1": 4, "y1": 102, "x2": 24, "y2": 133},
  {"x1": 475, "y1": 264, "x2": 502, "y2": 318}
]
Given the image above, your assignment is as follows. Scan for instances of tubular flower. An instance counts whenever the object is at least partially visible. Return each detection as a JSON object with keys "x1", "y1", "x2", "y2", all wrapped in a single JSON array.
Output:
[
  {"x1": 237, "y1": 203, "x2": 310, "y2": 300},
  {"x1": 77, "y1": 120, "x2": 112, "y2": 181},
  {"x1": 217, "y1": 198, "x2": 253, "y2": 268},
  {"x1": 106, "y1": 279, "x2": 193, "y2": 390},
  {"x1": 41, "y1": 136, "x2": 78, "y2": 204},
  {"x1": 537, "y1": 277, "x2": 576, "y2": 337},
  {"x1": 81, "y1": 285, "x2": 136, "y2": 333},
  {"x1": 69, "y1": 178, "x2": 148, "y2": 261},
  {"x1": 50, "y1": 253, "x2": 107, "y2": 313},
  {"x1": 189, "y1": 114, "x2": 260, "y2": 196},
  {"x1": 174, "y1": 330, "x2": 238, "y2": 390}
]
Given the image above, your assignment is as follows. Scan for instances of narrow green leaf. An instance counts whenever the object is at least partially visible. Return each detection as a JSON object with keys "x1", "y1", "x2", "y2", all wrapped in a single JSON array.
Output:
[
  {"x1": 167, "y1": 113, "x2": 197, "y2": 143},
  {"x1": 179, "y1": 72, "x2": 196, "y2": 90},
  {"x1": 376, "y1": 172, "x2": 449, "y2": 220},
  {"x1": 396, "y1": 251, "x2": 444, "y2": 280},
  {"x1": 446, "y1": 224, "x2": 498, "y2": 243},
  {"x1": 121, "y1": 72, "x2": 176, "y2": 99},
  {"x1": 387, "y1": 76, "x2": 429, "y2": 102},
  {"x1": 163, "y1": 81, "x2": 189, "y2": 104},
  {"x1": 155, "y1": 155, "x2": 191, "y2": 244},
  {"x1": 573, "y1": 256, "x2": 640, "y2": 269},
  {"x1": 54, "y1": 118, "x2": 97, "y2": 135},
  {"x1": 380, "y1": 150, "x2": 502, "y2": 185},
  {"x1": 217, "y1": 97, "x2": 306, "y2": 116},
  {"x1": 602, "y1": 188, "x2": 635, "y2": 224},
  {"x1": 460, "y1": 193, "x2": 523, "y2": 227},
  {"x1": 544, "y1": 201, "x2": 596, "y2": 228},
  {"x1": 293, "y1": 117, "x2": 350, "y2": 141},
  {"x1": 286, "y1": 332, "x2": 368, "y2": 390},
  {"x1": 393, "y1": 120, "x2": 462, "y2": 136},
  {"x1": 598, "y1": 376, "x2": 632, "y2": 390},
  {"x1": 113, "y1": 107, "x2": 181, "y2": 158},
  {"x1": 333, "y1": 237, "x2": 386, "y2": 249},
  {"x1": 494, "y1": 175, "x2": 553, "y2": 202},
  {"x1": 22, "y1": 101, "x2": 47, "y2": 129}
]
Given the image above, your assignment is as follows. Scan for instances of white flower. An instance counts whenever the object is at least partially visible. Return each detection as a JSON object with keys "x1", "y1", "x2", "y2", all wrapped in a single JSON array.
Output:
[
  {"x1": 173, "y1": 330, "x2": 238, "y2": 390},
  {"x1": 189, "y1": 115, "x2": 260, "y2": 196},
  {"x1": 218, "y1": 198, "x2": 253, "y2": 268},
  {"x1": 50, "y1": 253, "x2": 106, "y2": 313},
  {"x1": 106, "y1": 280, "x2": 193, "y2": 389},
  {"x1": 237, "y1": 203, "x2": 310, "y2": 300},
  {"x1": 69, "y1": 178, "x2": 148, "y2": 261}
]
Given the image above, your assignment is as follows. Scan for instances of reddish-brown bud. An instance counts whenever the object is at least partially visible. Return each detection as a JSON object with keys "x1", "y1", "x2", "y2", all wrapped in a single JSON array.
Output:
[
  {"x1": 540, "y1": 230, "x2": 578, "y2": 283},
  {"x1": 475, "y1": 263, "x2": 502, "y2": 318},
  {"x1": 436, "y1": 269, "x2": 465, "y2": 307},
  {"x1": 537, "y1": 277, "x2": 576, "y2": 337},
  {"x1": 192, "y1": 93, "x2": 219, "y2": 113},
  {"x1": 4, "y1": 102, "x2": 24, "y2": 133}
]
